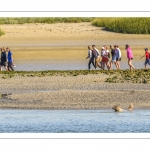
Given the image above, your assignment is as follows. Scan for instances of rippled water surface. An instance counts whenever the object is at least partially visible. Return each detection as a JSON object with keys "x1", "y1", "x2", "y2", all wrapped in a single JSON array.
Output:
[{"x1": 0, "y1": 109, "x2": 150, "y2": 133}]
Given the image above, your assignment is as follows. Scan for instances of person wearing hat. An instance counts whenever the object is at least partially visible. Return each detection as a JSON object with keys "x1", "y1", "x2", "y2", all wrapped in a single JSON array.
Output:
[{"x1": 141, "y1": 48, "x2": 150, "y2": 68}]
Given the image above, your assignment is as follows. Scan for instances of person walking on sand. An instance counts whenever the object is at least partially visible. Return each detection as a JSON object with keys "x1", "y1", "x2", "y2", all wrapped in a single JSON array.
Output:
[
  {"x1": 141, "y1": 48, "x2": 150, "y2": 69},
  {"x1": 86, "y1": 46, "x2": 96, "y2": 70},
  {"x1": 125, "y1": 44, "x2": 135, "y2": 71},
  {"x1": 109, "y1": 45, "x2": 118, "y2": 70},
  {"x1": 92, "y1": 45, "x2": 101, "y2": 70},
  {"x1": 100, "y1": 46, "x2": 105, "y2": 69},
  {"x1": 101, "y1": 45, "x2": 110, "y2": 70},
  {"x1": 0, "y1": 47, "x2": 8, "y2": 71},
  {"x1": 6, "y1": 47, "x2": 14, "y2": 71},
  {"x1": 116, "y1": 45, "x2": 121, "y2": 69}
]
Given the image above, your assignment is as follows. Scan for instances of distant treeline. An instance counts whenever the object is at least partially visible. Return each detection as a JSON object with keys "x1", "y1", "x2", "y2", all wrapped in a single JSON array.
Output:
[
  {"x1": 1, "y1": 17, "x2": 150, "y2": 35},
  {"x1": 92, "y1": 17, "x2": 150, "y2": 34}
]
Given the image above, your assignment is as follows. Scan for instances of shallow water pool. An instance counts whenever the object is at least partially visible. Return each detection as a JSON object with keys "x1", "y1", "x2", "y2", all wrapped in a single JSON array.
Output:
[
  {"x1": 10, "y1": 60, "x2": 146, "y2": 71},
  {"x1": 0, "y1": 109, "x2": 150, "y2": 133}
]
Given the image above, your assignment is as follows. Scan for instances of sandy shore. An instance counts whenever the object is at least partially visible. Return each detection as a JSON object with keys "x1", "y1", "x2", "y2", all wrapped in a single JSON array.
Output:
[
  {"x1": 0, "y1": 74, "x2": 150, "y2": 109},
  {"x1": 0, "y1": 22, "x2": 150, "y2": 61},
  {"x1": 0, "y1": 22, "x2": 150, "y2": 110}
]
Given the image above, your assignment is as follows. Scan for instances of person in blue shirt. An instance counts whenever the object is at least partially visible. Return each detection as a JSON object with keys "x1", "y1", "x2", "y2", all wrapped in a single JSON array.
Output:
[{"x1": 6, "y1": 47, "x2": 14, "y2": 71}]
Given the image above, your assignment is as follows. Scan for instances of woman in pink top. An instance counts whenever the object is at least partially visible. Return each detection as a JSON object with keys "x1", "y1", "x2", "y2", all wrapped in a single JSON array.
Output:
[{"x1": 125, "y1": 44, "x2": 135, "y2": 71}]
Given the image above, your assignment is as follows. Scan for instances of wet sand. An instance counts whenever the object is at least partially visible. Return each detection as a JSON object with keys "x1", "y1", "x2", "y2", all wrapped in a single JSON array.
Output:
[{"x1": 0, "y1": 74, "x2": 150, "y2": 109}]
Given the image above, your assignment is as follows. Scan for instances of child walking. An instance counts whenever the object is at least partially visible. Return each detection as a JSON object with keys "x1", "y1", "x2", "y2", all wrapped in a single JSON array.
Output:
[{"x1": 141, "y1": 48, "x2": 150, "y2": 69}]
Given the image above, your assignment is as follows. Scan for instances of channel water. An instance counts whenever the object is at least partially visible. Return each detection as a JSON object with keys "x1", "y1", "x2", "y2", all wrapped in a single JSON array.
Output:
[{"x1": 0, "y1": 109, "x2": 150, "y2": 133}]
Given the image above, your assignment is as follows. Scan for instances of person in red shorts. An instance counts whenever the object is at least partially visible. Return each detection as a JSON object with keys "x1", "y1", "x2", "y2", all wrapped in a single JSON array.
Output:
[
  {"x1": 141, "y1": 48, "x2": 150, "y2": 68},
  {"x1": 101, "y1": 45, "x2": 110, "y2": 70}
]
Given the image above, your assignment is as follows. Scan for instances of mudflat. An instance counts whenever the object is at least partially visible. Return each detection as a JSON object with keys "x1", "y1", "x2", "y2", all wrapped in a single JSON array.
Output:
[{"x1": 0, "y1": 74, "x2": 150, "y2": 109}]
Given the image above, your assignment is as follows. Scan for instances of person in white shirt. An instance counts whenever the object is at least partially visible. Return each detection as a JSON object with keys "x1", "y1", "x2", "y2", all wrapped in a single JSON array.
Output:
[
  {"x1": 86, "y1": 46, "x2": 96, "y2": 70},
  {"x1": 101, "y1": 45, "x2": 110, "y2": 70}
]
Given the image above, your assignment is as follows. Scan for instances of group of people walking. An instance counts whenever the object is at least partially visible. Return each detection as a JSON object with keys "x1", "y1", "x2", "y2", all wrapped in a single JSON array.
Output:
[
  {"x1": 86, "y1": 44, "x2": 136, "y2": 71},
  {"x1": 0, "y1": 47, "x2": 15, "y2": 71}
]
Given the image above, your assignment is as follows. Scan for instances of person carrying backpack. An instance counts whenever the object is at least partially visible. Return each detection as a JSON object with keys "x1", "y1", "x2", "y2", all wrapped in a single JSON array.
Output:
[{"x1": 141, "y1": 48, "x2": 150, "y2": 69}]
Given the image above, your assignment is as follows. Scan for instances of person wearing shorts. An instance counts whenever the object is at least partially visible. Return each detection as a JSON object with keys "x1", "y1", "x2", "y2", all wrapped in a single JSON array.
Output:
[
  {"x1": 116, "y1": 45, "x2": 121, "y2": 69},
  {"x1": 141, "y1": 48, "x2": 150, "y2": 68},
  {"x1": 0, "y1": 47, "x2": 8, "y2": 71},
  {"x1": 101, "y1": 45, "x2": 110, "y2": 70},
  {"x1": 109, "y1": 45, "x2": 118, "y2": 70},
  {"x1": 125, "y1": 44, "x2": 135, "y2": 71}
]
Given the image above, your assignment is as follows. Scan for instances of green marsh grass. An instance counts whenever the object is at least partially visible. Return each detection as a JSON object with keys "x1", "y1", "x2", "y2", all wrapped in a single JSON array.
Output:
[
  {"x1": 1, "y1": 17, "x2": 150, "y2": 34},
  {"x1": 92, "y1": 17, "x2": 150, "y2": 34},
  {"x1": 0, "y1": 29, "x2": 5, "y2": 36}
]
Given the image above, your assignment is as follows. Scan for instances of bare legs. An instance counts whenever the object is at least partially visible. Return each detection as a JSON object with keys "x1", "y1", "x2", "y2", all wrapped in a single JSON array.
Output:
[
  {"x1": 106, "y1": 62, "x2": 110, "y2": 70},
  {"x1": 128, "y1": 59, "x2": 135, "y2": 71},
  {"x1": 109, "y1": 61, "x2": 117, "y2": 70},
  {"x1": 101, "y1": 62, "x2": 105, "y2": 70},
  {"x1": 0, "y1": 65, "x2": 8, "y2": 71},
  {"x1": 116, "y1": 60, "x2": 121, "y2": 69}
]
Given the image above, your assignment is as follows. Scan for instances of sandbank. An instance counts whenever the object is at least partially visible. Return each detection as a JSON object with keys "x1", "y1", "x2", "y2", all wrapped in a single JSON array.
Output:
[{"x1": 0, "y1": 74, "x2": 150, "y2": 109}]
